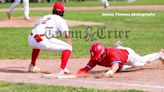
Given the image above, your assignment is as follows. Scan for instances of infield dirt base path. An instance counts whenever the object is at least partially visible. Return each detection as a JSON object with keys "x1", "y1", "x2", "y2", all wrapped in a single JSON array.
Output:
[
  {"x1": 0, "y1": 59, "x2": 164, "y2": 92},
  {"x1": 0, "y1": 5, "x2": 164, "y2": 12},
  {"x1": 0, "y1": 17, "x2": 104, "y2": 28},
  {"x1": 0, "y1": 5, "x2": 164, "y2": 28}
]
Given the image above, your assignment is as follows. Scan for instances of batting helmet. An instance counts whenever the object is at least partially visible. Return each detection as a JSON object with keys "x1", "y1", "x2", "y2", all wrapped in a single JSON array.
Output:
[
  {"x1": 52, "y1": 2, "x2": 64, "y2": 16},
  {"x1": 90, "y1": 42, "x2": 105, "y2": 61}
]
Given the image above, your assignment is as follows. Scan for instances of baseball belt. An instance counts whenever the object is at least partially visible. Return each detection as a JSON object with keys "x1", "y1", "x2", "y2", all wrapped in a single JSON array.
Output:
[{"x1": 30, "y1": 33, "x2": 45, "y2": 42}]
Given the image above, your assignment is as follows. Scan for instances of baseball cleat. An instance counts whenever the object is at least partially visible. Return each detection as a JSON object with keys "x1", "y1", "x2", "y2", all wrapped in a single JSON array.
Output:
[
  {"x1": 59, "y1": 68, "x2": 70, "y2": 74},
  {"x1": 114, "y1": 41, "x2": 122, "y2": 48},
  {"x1": 28, "y1": 64, "x2": 40, "y2": 73},
  {"x1": 6, "y1": 12, "x2": 11, "y2": 19},
  {"x1": 24, "y1": 16, "x2": 30, "y2": 20}
]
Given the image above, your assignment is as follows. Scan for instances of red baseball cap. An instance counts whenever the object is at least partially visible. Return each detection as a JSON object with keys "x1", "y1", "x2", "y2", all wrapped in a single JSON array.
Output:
[{"x1": 53, "y1": 2, "x2": 64, "y2": 12}]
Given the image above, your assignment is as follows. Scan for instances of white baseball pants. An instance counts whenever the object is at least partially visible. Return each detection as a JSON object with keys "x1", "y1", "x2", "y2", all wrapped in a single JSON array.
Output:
[
  {"x1": 28, "y1": 35, "x2": 72, "y2": 52},
  {"x1": 116, "y1": 46, "x2": 160, "y2": 68},
  {"x1": 8, "y1": 0, "x2": 29, "y2": 18},
  {"x1": 101, "y1": 0, "x2": 109, "y2": 7}
]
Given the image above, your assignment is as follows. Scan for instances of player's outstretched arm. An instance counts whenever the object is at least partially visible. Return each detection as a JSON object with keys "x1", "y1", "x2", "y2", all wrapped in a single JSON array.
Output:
[
  {"x1": 104, "y1": 63, "x2": 119, "y2": 77},
  {"x1": 77, "y1": 59, "x2": 97, "y2": 76},
  {"x1": 76, "y1": 67, "x2": 90, "y2": 75}
]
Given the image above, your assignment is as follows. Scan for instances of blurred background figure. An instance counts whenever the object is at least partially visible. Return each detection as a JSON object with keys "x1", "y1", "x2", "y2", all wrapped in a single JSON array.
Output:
[
  {"x1": 6, "y1": 0, "x2": 30, "y2": 20},
  {"x1": 101, "y1": 0, "x2": 109, "y2": 8},
  {"x1": 127, "y1": 0, "x2": 136, "y2": 3}
]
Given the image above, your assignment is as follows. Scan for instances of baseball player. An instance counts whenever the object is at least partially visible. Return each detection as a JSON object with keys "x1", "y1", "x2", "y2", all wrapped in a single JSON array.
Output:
[
  {"x1": 77, "y1": 42, "x2": 164, "y2": 77},
  {"x1": 28, "y1": 2, "x2": 72, "y2": 75},
  {"x1": 6, "y1": 0, "x2": 30, "y2": 20},
  {"x1": 101, "y1": 0, "x2": 109, "y2": 8}
]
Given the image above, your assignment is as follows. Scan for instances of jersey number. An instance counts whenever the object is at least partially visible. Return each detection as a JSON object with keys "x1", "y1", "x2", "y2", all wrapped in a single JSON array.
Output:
[{"x1": 41, "y1": 17, "x2": 51, "y2": 24}]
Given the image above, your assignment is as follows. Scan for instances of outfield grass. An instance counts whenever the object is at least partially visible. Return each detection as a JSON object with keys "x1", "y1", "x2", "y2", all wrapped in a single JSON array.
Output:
[
  {"x1": 0, "y1": 81, "x2": 143, "y2": 92},
  {"x1": 0, "y1": 10, "x2": 164, "y2": 59},
  {"x1": 0, "y1": 0, "x2": 164, "y2": 9}
]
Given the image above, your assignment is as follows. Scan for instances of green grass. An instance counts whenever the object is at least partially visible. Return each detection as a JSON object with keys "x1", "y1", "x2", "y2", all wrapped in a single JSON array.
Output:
[
  {"x1": 64, "y1": 10, "x2": 164, "y2": 55},
  {"x1": 0, "y1": 10, "x2": 164, "y2": 58},
  {"x1": 0, "y1": 81, "x2": 143, "y2": 92},
  {"x1": 0, "y1": 0, "x2": 164, "y2": 9}
]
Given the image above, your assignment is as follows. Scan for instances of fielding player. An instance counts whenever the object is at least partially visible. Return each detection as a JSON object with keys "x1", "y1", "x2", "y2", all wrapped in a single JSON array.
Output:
[
  {"x1": 101, "y1": 0, "x2": 109, "y2": 8},
  {"x1": 28, "y1": 2, "x2": 72, "y2": 75}
]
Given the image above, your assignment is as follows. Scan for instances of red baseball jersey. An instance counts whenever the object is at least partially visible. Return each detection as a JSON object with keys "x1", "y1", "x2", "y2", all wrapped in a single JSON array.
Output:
[{"x1": 85, "y1": 47, "x2": 129, "y2": 70}]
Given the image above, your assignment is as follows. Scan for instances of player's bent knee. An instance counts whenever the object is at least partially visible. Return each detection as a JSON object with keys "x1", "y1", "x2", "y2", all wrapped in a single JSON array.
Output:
[
  {"x1": 66, "y1": 45, "x2": 72, "y2": 51},
  {"x1": 133, "y1": 62, "x2": 145, "y2": 67},
  {"x1": 62, "y1": 44, "x2": 72, "y2": 51}
]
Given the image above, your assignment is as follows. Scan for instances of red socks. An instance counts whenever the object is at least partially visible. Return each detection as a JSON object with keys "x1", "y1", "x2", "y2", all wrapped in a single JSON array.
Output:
[
  {"x1": 61, "y1": 50, "x2": 71, "y2": 69},
  {"x1": 31, "y1": 49, "x2": 40, "y2": 66},
  {"x1": 30, "y1": 49, "x2": 71, "y2": 69}
]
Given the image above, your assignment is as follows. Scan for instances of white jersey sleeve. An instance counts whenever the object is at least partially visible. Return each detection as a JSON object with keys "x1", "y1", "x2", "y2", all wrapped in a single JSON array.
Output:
[
  {"x1": 32, "y1": 14, "x2": 69, "y2": 35},
  {"x1": 58, "y1": 17, "x2": 69, "y2": 33}
]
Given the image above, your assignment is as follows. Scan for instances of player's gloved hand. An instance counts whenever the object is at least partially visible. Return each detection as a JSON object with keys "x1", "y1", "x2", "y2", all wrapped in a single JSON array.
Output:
[{"x1": 76, "y1": 68, "x2": 88, "y2": 76}]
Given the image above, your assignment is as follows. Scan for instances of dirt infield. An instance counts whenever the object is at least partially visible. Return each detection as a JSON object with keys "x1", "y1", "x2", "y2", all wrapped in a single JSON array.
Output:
[
  {"x1": 0, "y1": 5, "x2": 164, "y2": 12},
  {"x1": 0, "y1": 59, "x2": 164, "y2": 92},
  {"x1": 0, "y1": 5, "x2": 164, "y2": 28},
  {"x1": 0, "y1": 17, "x2": 104, "y2": 28}
]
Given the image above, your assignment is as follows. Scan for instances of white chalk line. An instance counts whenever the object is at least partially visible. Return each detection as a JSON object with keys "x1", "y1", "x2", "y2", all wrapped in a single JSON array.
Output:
[{"x1": 74, "y1": 79, "x2": 164, "y2": 89}]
